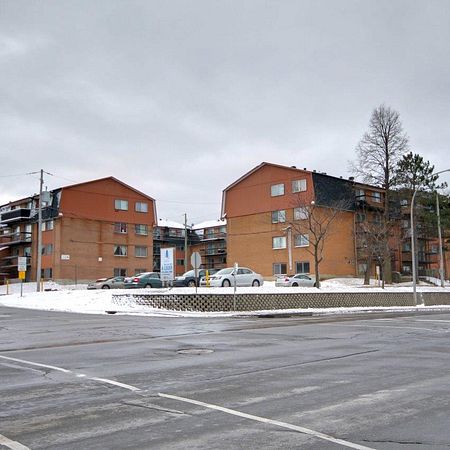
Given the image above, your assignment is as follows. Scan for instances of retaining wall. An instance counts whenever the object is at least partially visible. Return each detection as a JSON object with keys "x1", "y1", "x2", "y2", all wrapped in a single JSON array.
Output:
[{"x1": 112, "y1": 291, "x2": 450, "y2": 312}]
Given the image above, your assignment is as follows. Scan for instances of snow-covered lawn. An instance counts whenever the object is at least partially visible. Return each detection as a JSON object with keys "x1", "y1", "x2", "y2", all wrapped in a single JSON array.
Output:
[{"x1": 0, "y1": 278, "x2": 449, "y2": 317}]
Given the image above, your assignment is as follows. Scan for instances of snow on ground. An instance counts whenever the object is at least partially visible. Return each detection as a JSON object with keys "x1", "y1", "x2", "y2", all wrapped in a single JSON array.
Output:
[{"x1": 0, "y1": 278, "x2": 449, "y2": 317}]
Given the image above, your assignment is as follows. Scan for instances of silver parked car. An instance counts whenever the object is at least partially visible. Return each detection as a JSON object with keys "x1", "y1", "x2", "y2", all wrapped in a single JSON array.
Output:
[
  {"x1": 200, "y1": 267, "x2": 264, "y2": 287},
  {"x1": 87, "y1": 276, "x2": 125, "y2": 290},
  {"x1": 275, "y1": 274, "x2": 316, "y2": 287}
]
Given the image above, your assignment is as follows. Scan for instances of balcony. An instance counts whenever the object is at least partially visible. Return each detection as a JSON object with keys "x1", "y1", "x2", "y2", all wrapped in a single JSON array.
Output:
[
  {"x1": 0, "y1": 232, "x2": 32, "y2": 246},
  {"x1": 200, "y1": 247, "x2": 227, "y2": 256},
  {"x1": 0, "y1": 208, "x2": 31, "y2": 224}
]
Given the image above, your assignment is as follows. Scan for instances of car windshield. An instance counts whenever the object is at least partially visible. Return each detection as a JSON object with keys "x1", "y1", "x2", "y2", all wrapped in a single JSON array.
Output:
[
  {"x1": 215, "y1": 268, "x2": 234, "y2": 275},
  {"x1": 182, "y1": 270, "x2": 195, "y2": 277}
]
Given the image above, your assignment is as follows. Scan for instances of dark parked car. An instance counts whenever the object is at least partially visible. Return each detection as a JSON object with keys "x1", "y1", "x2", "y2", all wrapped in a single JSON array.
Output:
[
  {"x1": 124, "y1": 272, "x2": 162, "y2": 289},
  {"x1": 172, "y1": 269, "x2": 218, "y2": 287}
]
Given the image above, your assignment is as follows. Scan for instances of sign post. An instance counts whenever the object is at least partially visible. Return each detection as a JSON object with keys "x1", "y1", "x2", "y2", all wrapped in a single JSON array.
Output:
[
  {"x1": 190, "y1": 252, "x2": 202, "y2": 294},
  {"x1": 18, "y1": 257, "x2": 27, "y2": 298}
]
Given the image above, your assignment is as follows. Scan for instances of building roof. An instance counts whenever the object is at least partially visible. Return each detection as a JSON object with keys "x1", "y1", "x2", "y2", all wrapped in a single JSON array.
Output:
[
  {"x1": 60, "y1": 176, "x2": 156, "y2": 202},
  {"x1": 191, "y1": 219, "x2": 227, "y2": 230},
  {"x1": 156, "y1": 218, "x2": 185, "y2": 229}
]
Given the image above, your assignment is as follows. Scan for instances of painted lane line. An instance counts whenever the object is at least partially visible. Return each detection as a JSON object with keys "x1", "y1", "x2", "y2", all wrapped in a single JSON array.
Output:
[
  {"x1": 90, "y1": 377, "x2": 141, "y2": 392},
  {"x1": 158, "y1": 393, "x2": 375, "y2": 450},
  {"x1": 0, "y1": 433, "x2": 31, "y2": 450},
  {"x1": 0, "y1": 355, "x2": 72, "y2": 373},
  {"x1": 0, "y1": 355, "x2": 140, "y2": 392}
]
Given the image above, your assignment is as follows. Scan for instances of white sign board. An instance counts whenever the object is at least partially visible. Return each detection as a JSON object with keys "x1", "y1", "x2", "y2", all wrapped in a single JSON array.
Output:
[
  {"x1": 160, "y1": 247, "x2": 175, "y2": 281},
  {"x1": 18, "y1": 256, "x2": 27, "y2": 272},
  {"x1": 61, "y1": 254, "x2": 70, "y2": 260}
]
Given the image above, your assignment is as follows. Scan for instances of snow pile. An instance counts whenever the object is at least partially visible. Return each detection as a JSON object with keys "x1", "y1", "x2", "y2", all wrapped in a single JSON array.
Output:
[{"x1": 0, "y1": 278, "x2": 449, "y2": 317}]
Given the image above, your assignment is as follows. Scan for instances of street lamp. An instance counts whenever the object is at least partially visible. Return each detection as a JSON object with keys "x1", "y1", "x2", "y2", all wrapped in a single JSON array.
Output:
[{"x1": 411, "y1": 168, "x2": 450, "y2": 305}]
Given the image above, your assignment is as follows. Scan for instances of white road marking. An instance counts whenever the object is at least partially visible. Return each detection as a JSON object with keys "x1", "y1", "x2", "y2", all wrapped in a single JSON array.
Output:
[
  {"x1": 0, "y1": 355, "x2": 72, "y2": 373},
  {"x1": 0, "y1": 355, "x2": 139, "y2": 392},
  {"x1": 90, "y1": 377, "x2": 141, "y2": 392},
  {"x1": 0, "y1": 433, "x2": 30, "y2": 450},
  {"x1": 158, "y1": 392, "x2": 375, "y2": 450}
]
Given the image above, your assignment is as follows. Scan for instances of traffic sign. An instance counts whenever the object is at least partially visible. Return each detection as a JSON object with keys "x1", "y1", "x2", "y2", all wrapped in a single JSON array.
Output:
[
  {"x1": 18, "y1": 257, "x2": 27, "y2": 272},
  {"x1": 190, "y1": 252, "x2": 202, "y2": 269}
]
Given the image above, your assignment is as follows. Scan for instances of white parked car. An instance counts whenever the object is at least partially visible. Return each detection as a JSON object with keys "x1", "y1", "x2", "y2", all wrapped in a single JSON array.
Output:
[
  {"x1": 275, "y1": 274, "x2": 316, "y2": 287},
  {"x1": 87, "y1": 276, "x2": 125, "y2": 290},
  {"x1": 200, "y1": 267, "x2": 264, "y2": 287}
]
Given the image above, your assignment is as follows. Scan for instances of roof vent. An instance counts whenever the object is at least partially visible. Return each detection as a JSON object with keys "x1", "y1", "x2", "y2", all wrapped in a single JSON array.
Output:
[
  {"x1": 303, "y1": 168, "x2": 307, "y2": 170},
  {"x1": 291, "y1": 165, "x2": 296, "y2": 169},
  {"x1": 349, "y1": 176, "x2": 355, "y2": 181},
  {"x1": 313, "y1": 169, "x2": 316, "y2": 172}
]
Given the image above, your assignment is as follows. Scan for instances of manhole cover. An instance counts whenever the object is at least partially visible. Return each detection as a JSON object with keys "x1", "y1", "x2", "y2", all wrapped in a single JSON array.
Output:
[{"x1": 177, "y1": 348, "x2": 214, "y2": 355}]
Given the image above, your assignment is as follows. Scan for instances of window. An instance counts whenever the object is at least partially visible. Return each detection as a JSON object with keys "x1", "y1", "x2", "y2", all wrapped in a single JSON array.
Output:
[
  {"x1": 114, "y1": 245, "x2": 128, "y2": 256},
  {"x1": 271, "y1": 183, "x2": 285, "y2": 197},
  {"x1": 114, "y1": 222, "x2": 128, "y2": 234},
  {"x1": 41, "y1": 268, "x2": 52, "y2": 279},
  {"x1": 294, "y1": 207, "x2": 308, "y2": 220},
  {"x1": 176, "y1": 259, "x2": 185, "y2": 266},
  {"x1": 356, "y1": 213, "x2": 366, "y2": 222},
  {"x1": 292, "y1": 179, "x2": 307, "y2": 193},
  {"x1": 356, "y1": 189, "x2": 366, "y2": 200},
  {"x1": 41, "y1": 220, "x2": 54, "y2": 231},
  {"x1": 372, "y1": 192, "x2": 381, "y2": 203},
  {"x1": 400, "y1": 199, "x2": 408, "y2": 207},
  {"x1": 294, "y1": 234, "x2": 309, "y2": 247},
  {"x1": 135, "y1": 202, "x2": 148, "y2": 213},
  {"x1": 273, "y1": 263, "x2": 287, "y2": 275},
  {"x1": 135, "y1": 224, "x2": 148, "y2": 235},
  {"x1": 295, "y1": 261, "x2": 310, "y2": 274},
  {"x1": 135, "y1": 246, "x2": 148, "y2": 257},
  {"x1": 272, "y1": 236, "x2": 286, "y2": 249},
  {"x1": 114, "y1": 268, "x2": 127, "y2": 277},
  {"x1": 402, "y1": 242, "x2": 411, "y2": 252},
  {"x1": 114, "y1": 199, "x2": 128, "y2": 210},
  {"x1": 176, "y1": 244, "x2": 185, "y2": 251},
  {"x1": 271, "y1": 210, "x2": 286, "y2": 223},
  {"x1": 358, "y1": 263, "x2": 367, "y2": 275},
  {"x1": 41, "y1": 244, "x2": 53, "y2": 255},
  {"x1": 24, "y1": 247, "x2": 31, "y2": 257}
]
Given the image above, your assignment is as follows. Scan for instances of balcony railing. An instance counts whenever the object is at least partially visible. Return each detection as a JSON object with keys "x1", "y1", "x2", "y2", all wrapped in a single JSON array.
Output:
[{"x1": 0, "y1": 208, "x2": 31, "y2": 224}]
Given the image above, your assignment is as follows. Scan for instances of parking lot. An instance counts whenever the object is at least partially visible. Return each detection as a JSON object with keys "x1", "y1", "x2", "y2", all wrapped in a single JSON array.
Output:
[{"x1": 1, "y1": 307, "x2": 450, "y2": 449}]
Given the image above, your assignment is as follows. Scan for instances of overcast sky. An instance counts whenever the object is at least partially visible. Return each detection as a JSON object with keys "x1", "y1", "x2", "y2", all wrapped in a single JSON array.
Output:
[{"x1": 1, "y1": 0, "x2": 449, "y2": 224}]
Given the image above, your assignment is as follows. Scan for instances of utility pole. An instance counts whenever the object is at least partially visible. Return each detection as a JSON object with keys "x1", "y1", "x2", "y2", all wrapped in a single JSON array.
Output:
[
  {"x1": 36, "y1": 169, "x2": 44, "y2": 292},
  {"x1": 184, "y1": 213, "x2": 188, "y2": 273}
]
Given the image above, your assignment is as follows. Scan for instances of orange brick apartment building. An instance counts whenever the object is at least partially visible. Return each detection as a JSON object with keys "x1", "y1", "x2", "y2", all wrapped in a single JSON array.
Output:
[
  {"x1": 0, "y1": 177, "x2": 156, "y2": 283},
  {"x1": 221, "y1": 162, "x2": 408, "y2": 279}
]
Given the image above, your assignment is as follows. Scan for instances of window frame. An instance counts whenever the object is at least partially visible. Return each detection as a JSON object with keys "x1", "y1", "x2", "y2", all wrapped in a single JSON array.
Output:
[
  {"x1": 294, "y1": 233, "x2": 309, "y2": 247},
  {"x1": 114, "y1": 199, "x2": 129, "y2": 211},
  {"x1": 271, "y1": 209, "x2": 286, "y2": 224},
  {"x1": 273, "y1": 262, "x2": 287, "y2": 275},
  {"x1": 270, "y1": 183, "x2": 285, "y2": 197},
  {"x1": 292, "y1": 179, "x2": 307, "y2": 193},
  {"x1": 134, "y1": 246, "x2": 148, "y2": 258},
  {"x1": 114, "y1": 222, "x2": 128, "y2": 234},
  {"x1": 135, "y1": 201, "x2": 148, "y2": 213},
  {"x1": 114, "y1": 245, "x2": 128, "y2": 257},
  {"x1": 272, "y1": 236, "x2": 287, "y2": 249}
]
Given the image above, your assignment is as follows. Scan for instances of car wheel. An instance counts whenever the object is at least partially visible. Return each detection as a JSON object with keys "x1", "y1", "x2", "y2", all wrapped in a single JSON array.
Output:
[
  {"x1": 145, "y1": 283, "x2": 152, "y2": 288},
  {"x1": 188, "y1": 280, "x2": 196, "y2": 287},
  {"x1": 222, "y1": 279, "x2": 231, "y2": 287},
  {"x1": 292, "y1": 282, "x2": 298, "y2": 287},
  {"x1": 313, "y1": 282, "x2": 317, "y2": 287},
  {"x1": 101, "y1": 285, "x2": 110, "y2": 289},
  {"x1": 252, "y1": 280, "x2": 260, "y2": 287}
]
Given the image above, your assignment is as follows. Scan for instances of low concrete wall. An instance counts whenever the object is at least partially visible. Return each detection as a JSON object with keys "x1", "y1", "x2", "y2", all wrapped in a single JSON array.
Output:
[{"x1": 112, "y1": 291, "x2": 450, "y2": 312}]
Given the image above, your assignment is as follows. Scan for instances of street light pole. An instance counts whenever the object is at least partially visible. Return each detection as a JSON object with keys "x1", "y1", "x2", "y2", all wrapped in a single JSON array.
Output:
[
  {"x1": 436, "y1": 193, "x2": 445, "y2": 287},
  {"x1": 410, "y1": 168, "x2": 450, "y2": 304}
]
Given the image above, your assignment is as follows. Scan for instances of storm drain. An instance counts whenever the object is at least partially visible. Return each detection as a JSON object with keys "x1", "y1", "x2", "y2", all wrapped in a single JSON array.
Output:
[{"x1": 177, "y1": 348, "x2": 214, "y2": 355}]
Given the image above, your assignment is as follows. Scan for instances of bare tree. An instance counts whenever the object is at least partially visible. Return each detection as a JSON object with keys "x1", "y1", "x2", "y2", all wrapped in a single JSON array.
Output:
[
  {"x1": 350, "y1": 104, "x2": 409, "y2": 283},
  {"x1": 289, "y1": 199, "x2": 351, "y2": 288}
]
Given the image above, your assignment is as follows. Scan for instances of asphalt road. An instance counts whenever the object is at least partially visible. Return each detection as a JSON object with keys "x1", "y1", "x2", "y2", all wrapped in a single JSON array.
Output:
[{"x1": 1, "y1": 306, "x2": 450, "y2": 450}]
